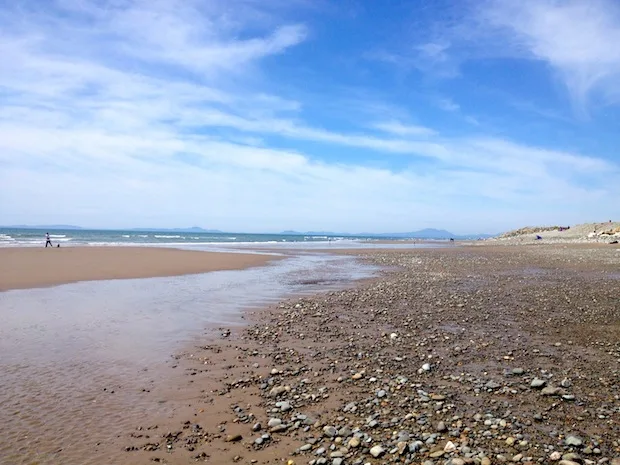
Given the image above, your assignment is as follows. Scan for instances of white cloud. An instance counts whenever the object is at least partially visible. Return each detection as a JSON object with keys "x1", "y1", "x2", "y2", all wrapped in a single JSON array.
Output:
[
  {"x1": 373, "y1": 121, "x2": 436, "y2": 137},
  {"x1": 412, "y1": 0, "x2": 620, "y2": 109},
  {"x1": 481, "y1": 0, "x2": 620, "y2": 108},
  {"x1": 437, "y1": 98, "x2": 460, "y2": 112},
  {"x1": 0, "y1": 0, "x2": 618, "y2": 233}
]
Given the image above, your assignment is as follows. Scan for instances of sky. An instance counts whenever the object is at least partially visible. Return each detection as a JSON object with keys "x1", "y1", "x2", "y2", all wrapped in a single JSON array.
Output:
[{"x1": 1, "y1": 0, "x2": 619, "y2": 234}]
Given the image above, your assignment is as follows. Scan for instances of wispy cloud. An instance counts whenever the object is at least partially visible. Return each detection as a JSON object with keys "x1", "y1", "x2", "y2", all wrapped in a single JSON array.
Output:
[
  {"x1": 411, "y1": 0, "x2": 620, "y2": 111},
  {"x1": 0, "y1": 0, "x2": 618, "y2": 233}
]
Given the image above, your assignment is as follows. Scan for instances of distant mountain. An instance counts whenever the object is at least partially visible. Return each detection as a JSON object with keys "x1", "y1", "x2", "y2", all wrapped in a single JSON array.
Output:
[
  {"x1": 279, "y1": 228, "x2": 493, "y2": 240},
  {"x1": 1, "y1": 224, "x2": 83, "y2": 230}
]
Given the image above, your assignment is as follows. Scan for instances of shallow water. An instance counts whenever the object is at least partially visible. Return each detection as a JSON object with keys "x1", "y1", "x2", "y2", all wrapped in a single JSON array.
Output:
[{"x1": 0, "y1": 253, "x2": 379, "y2": 465}]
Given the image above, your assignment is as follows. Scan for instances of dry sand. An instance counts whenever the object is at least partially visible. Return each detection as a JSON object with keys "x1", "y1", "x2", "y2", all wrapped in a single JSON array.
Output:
[{"x1": 0, "y1": 247, "x2": 280, "y2": 291}]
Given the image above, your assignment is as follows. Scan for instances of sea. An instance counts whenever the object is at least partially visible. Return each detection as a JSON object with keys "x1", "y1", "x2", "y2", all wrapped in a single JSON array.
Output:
[{"x1": 0, "y1": 227, "x2": 424, "y2": 248}]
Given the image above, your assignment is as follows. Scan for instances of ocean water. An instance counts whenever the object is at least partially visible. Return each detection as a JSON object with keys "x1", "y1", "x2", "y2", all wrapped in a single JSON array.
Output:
[{"x1": 0, "y1": 227, "x2": 376, "y2": 247}]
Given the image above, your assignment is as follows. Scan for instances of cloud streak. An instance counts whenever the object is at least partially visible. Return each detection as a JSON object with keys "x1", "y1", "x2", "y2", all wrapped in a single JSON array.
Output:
[{"x1": 0, "y1": 0, "x2": 618, "y2": 233}]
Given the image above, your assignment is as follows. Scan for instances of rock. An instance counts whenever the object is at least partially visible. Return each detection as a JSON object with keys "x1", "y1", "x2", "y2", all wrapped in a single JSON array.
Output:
[
  {"x1": 370, "y1": 445, "x2": 385, "y2": 458},
  {"x1": 299, "y1": 444, "x2": 312, "y2": 451},
  {"x1": 254, "y1": 437, "x2": 264, "y2": 446},
  {"x1": 444, "y1": 441, "x2": 457, "y2": 453},
  {"x1": 558, "y1": 461, "x2": 580, "y2": 465},
  {"x1": 531, "y1": 378, "x2": 547, "y2": 388},
  {"x1": 323, "y1": 426, "x2": 337, "y2": 437},
  {"x1": 277, "y1": 401, "x2": 292, "y2": 412},
  {"x1": 485, "y1": 380, "x2": 501, "y2": 390},
  {"x1": 332, "y1": 459, "x2": 343, "y2": 465},
  {"x1": 422, "y1": 363, "x2": 432, "y2": 372},
  {"x1": 550, "y1": 451, "x2": 562, "y2": 461},
  {"x1": 377, "y1": 389, "x2": 387, "y2": 398},
  {"x1": 481, "y1": 457, "x2": 492, "y2": 465},
  {"x1": 565, "y1": 436, "x2": 583, "y2": 447},
  {"x1": 431, "y1": 393, "x2": 446, "y2": 401},
  {"x1": 226, "y1": 434, "x2": 242, "y2": 442},
  {"x1": 348, "y1": 437, "x2": 360, "y2": 448},
  {"x1": 512, "y1": 368, "x2": 525, "y2": 375},
  {"x1": 397, "y1": 441, "x2": 408, "y2": 455},
  {"x1": 437, "y1": 421, "x2": 447, "y2": 432},
  {"x1": 352, "y1": 372, "x2": 363, "y2": 380},
  {"x1": 252, "y1": 422, "x2": 262, "y2": 432},
  {"x1": 269, "y1": 386, "x2": 288, "y2": 397},
  {"x1": 541, "y1": 386, "x2": 562, "y2": 396},
  {"x1": 452, "y1": 459, "x2": 466, "y2": 465},
  {"x1": 610, "y1": 459, "x2": 620, "y2": 465},
  {"x1": 268, "y1": 418, "x2": 282, "y2": 428},
  {"x1": 430, "y1": 450, "x2": 445, "y2": 458}
]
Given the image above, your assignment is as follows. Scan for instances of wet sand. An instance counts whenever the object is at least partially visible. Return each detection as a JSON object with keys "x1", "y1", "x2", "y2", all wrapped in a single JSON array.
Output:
[
  {"x1": 118, "y1": 244, "x2": 619, "y2": 465},
  {"x1": 0, "y1": 247, "x2": 280, "y2": 291}
]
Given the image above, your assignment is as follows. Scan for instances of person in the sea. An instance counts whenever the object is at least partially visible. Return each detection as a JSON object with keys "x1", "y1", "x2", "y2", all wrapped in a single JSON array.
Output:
[{"x1": 45, "y1": 232, "x2": 53, "y2": 248}]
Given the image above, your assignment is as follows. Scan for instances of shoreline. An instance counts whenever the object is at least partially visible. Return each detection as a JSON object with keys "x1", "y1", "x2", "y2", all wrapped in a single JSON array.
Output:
[
  {"x1": 118, "y1": 244, "x2": 619, "y2": 465},
  {"x1": 0, "y1": 246, "x2": 282, "y2": 291}
]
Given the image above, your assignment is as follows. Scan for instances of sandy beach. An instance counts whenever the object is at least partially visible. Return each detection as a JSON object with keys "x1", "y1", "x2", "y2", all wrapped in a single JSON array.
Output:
[
  {"x1": 0, "y1": 247, "x2": 280, "y2": 291},
  {"x1": 2, "y1": 244, "x2": 619, "y2": 465},
  {"x1": 113, "y1": 244, "x2": 619, "y2": 465}
]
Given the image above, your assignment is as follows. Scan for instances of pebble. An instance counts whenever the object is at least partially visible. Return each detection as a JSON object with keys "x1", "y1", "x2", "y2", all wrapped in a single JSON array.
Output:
[
  {"x1": 369, "y1": 445, "x2": 385, "y2": 458},
  {"x1": 268, "y1": 418, "x2": 282, "y2": 428},
  {"x1": 437, "y1": 421, "x2": 447, "y2": 432},
  {"x1": 565, "y1": 435, "x2": 583, "y2": 447},
  {"x1": 323, "y1": 426, "x2": 337, "y2": 437},
  {"x1": 531, "y1": 378, "x2": 547, "y2": 388},
  {"x1": 550, "y1": 451, "x2": 562, "y2": 461},
  {"x1": 348, "y1": 437, "x2": 360, "y2": 448},
  {"x1": 422, "y1": 363, "x2": 431, "y2": 372}
]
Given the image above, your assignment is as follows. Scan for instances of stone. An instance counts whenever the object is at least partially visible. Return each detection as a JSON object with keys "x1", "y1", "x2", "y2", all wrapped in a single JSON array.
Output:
[
  {"x1": 300, "y1": 444, "x2": 312, "y2": 451},
  {"x1": 323, "y1": 426, "x2": 338, "y2": 437},
  {"x1": 452, "y1": 459, "x2": 466, "y2": 465},
  {"x1": 541, "y1": 386, "x2": 562, "y2": 396},
  {"x1": 422, "y1": 363, "x2": 432, "y2": 372},
  {"x1": 558, "y1": 461, "x2": 580, "y2": 465},
  {"x1": 352, "y1": 372, "x2": 363, "y2": 380},
  {"x1": 481, "y1": 457, "x2": 492, "y2": 465},
  {"x1": 277, "y1": 401, "x2": 292, "y2": 412},
  {"x1": 268, "y1": 418, "x2": 282, "y2": 428},
  {"x1": 397, "y1": 441, "x2": 408, "y2": 455},
  {"x1": 444, "y1": 441, "x2": 457, "y2": 453},
  {"x1": 332, "y1": 459, "x2": 344, "y2": 465},
  {"x1": 531, "y1": 378, "x2": 547, "y2": 388},
  {"x1": 550, "y1": 451, "x2": 562, "y2": 461},
  {"x1": 252, "y1": 423, "x2": 262, "y2": 432},
  {"x1": 369, "y1": 445, "x2": 385, "y2": 458},
  {"x1": 226, "y1": 434, "x2": 242, "y2": 442},
  {"x1": 377, "y1": 389, "x2": 387, "y2": 398},
  {"x1": 348, "y1": 437, "x2": 361, "y2": 448},
  {"x1": 512, "y1": 368, "x2": 525, "y2": 375},
  {"x1": 485, "y1": 380, "x2": 501, "y2": 390},
  {"x1": 565, "y1": 436, "x2": 583, "y2": 447},
  {"x1": 269, "y1": 386, "x2": 288, "y2": 397},
  {"x1": 430, "y1": 450, "x2": 445, "y2": 458},
  {"x1": 437, "y1": 421, "x2": 447, "y2": 432}
]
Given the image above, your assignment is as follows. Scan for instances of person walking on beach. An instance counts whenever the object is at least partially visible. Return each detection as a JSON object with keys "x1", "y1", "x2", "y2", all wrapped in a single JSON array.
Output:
[{"x1": 45, "y1": 232, "x2": 53, "y2": 248}]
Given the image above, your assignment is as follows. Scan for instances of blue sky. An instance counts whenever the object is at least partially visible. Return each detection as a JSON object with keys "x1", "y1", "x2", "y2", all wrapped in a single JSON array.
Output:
[{"x1": 1, "y1": 0, "x2": 619, "y2": 234}]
